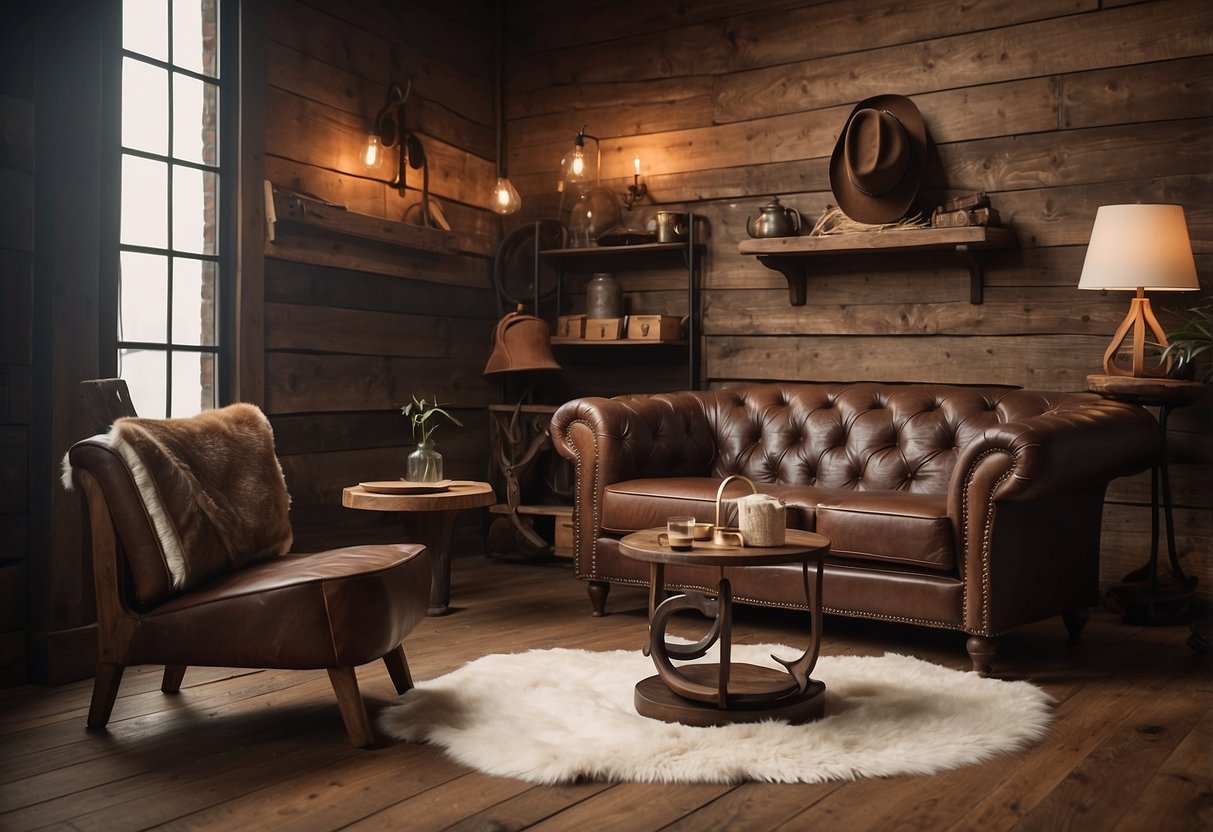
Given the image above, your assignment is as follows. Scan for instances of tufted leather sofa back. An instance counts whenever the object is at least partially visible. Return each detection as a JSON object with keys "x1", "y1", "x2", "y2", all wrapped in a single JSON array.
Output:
[{"x1": 675, "y1": 382, "x2": 1090, "y2": 493}]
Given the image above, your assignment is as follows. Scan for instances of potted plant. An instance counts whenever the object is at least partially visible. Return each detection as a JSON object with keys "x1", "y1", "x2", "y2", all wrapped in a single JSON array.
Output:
[
  {"x1": 1161, "y1": 304, "x2": 1213, "y2": 384},
  {"x1": 401, "y1": 395, "x2": 464, "y2": 482}
]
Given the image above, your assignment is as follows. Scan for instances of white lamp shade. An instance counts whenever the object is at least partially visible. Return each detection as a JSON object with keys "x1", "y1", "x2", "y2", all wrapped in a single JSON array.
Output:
[{"x1": 1078, "y1": 204, "x2": 1200, "y2": 291}]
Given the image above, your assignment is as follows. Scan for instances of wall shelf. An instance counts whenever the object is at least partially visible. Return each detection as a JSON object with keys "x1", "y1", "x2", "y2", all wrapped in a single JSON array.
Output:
[
  {"x1": 738, "y1": 226, "x2": 1017, "y2": 306},
  {"x1": 538, "y1": 225, "x2": 704, "y2": 390},
  {"x1": 265, "y1": 182, "x2": 459, "y2": 255},
  {"x1": 550, "y1": 337, "x2": 687, "y2": 346}
]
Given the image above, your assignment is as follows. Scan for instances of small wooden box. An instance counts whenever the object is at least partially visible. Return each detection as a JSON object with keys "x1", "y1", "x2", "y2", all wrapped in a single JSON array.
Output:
[
  {"x1": 627, "y1": 314, "x2": 681, "y2": 341},
  {"x1": 556, "y1": 314, "x2": 586, "y2": 339},
  {"x1": 554, "y1": 516, "x2": 575, "y2": 557},
  {"x1": 584, "y1": 318, "x2": 624, "y2": 340}
]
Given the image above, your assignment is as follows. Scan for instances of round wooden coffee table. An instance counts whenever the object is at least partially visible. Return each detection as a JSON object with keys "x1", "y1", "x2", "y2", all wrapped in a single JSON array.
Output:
[
  {"x1": 342, "y1": 480, "x2": 495, "y2": 616},
  {"x1": 620, "y1": 527, "x2": 831, "y2": 727}
]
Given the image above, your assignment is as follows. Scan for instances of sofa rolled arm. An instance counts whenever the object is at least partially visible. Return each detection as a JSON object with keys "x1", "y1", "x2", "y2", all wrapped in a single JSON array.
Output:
[
  {"x1": 551, "y1": 394, "x2": 717, "y2": 586},
  {"x1": 949, "y1": 397, "x2": 1156, "y2": 509},
  {"x1": 947, "y1": 396, "x2": 1156, "y2": 634},
  {"x1": 550, "y1": 393, "x2": 717, "y2": 486}
]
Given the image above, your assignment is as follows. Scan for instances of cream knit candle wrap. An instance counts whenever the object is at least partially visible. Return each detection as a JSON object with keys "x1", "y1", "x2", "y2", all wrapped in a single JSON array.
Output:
[{"x1": 735, "y1": 493, "x2": 786, "y2": 546}]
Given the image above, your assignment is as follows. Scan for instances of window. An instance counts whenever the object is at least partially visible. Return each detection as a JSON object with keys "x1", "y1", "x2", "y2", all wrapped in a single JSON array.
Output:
[{"x1": 117, "y1": 0, "x2": 232, "y2": 418}]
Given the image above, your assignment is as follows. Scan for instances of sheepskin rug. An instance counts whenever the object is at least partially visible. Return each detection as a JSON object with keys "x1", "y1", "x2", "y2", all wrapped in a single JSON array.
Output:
[{"x1": 378, "y1": 644, "x2": 1053, "y2": 784}]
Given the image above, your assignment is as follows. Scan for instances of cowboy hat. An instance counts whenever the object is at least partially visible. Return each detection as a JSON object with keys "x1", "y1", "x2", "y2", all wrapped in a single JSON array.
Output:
[{"x1": 829, "y1": 94, "x2": 927, "y2": 224}]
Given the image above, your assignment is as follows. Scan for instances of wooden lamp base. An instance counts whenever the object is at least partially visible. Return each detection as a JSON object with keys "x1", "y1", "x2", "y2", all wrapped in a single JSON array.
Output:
[{"x1": 1101, "y1": 290, "x2": 1170, "y2": 378}]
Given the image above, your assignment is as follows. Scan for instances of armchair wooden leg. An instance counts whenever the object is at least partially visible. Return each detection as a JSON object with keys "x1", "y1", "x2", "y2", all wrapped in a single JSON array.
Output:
[
  {"x1": 327, "y1": 667, "x2": 374, "y2": 747},
  {"x1": 382, "y1": 645, "x2": 414, "y2": 695},
  {"x1": 88, "y1": 662, "x2": 125, "y2": 728},
  {"x1": 161, "y1": 665, "x2": 187, "y2": 693}
]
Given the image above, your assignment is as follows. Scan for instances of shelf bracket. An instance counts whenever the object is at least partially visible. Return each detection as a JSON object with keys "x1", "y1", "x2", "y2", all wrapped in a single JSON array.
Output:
[
  {"x1": 956, "y1": 245, "x2": 984, "y2": 305},
  {"x1": 757, "y1": 256, "x2": 808, "y2": 306}
]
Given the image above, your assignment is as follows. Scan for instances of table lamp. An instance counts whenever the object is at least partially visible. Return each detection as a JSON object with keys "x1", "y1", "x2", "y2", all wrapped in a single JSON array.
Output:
[{"x1": 1078, "y1": 204, "x2": 1200, "y2": 377}]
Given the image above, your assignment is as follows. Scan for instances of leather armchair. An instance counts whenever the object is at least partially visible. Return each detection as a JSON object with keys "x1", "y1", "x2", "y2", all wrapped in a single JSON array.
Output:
[{"x1": 67, "y1": 393, "x2": 432, "y2": 747}]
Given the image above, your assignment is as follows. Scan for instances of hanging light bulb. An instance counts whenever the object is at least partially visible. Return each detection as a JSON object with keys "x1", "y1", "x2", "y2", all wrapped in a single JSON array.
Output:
[
  {"x1": 492, "y1": 176, "x2": 522, "y2": 215},
  {"x1": 569, "y1": 146, "x2": 586, "y2": 179},
  {"x1": 490, "y1": 0, "x2": 521, "y2": 217},
  {"x1": 560, "y1": 129, "x2": 595, "y2": 190},
  {"x1": 363, "y1": 133, "x2": 385, "y2": 171}
]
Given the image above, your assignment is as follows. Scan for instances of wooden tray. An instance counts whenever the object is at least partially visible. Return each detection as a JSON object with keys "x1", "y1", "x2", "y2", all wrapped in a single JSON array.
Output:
[{"x1": 358, "y1": 480, "x2": 453, "y2": 494}]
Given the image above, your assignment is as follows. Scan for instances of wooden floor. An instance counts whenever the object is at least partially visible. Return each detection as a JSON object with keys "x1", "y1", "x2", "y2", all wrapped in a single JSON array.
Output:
[{"x1": 2, "y1": 556, "x2": 1210, "y2": 831}]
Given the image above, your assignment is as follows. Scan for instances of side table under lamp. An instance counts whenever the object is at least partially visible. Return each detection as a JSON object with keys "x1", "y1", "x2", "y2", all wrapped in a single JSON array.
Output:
[{"x1": 1087, "y1": 375, "x2": 1203, "y2": 624}]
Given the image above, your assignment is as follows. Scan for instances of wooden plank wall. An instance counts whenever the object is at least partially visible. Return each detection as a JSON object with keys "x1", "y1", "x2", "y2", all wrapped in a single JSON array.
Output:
[
  {"x1": 504, "y1": 0, "x2": 1213, "y2": 597},
  {"x1": 0, "y1": 7, "x2": 36, "y2": 685},
  {"x1": 259, "y1": 0, "x2": 502, "y2": 550}
]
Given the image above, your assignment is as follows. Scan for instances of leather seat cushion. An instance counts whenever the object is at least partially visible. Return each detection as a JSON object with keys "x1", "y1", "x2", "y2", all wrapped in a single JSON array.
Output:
[
  {"x1": 126, "y1": 544, "x2": 431, "y2": 669},
  {"x1": 813, "y1": 491, "x2": 954, "y2": 571},
  {"x1": 602, "y1": 478, "x2": 953, "y2": 572},
  {"x1": 602, "y1": 478, "x2": 819, "y2": 533}
]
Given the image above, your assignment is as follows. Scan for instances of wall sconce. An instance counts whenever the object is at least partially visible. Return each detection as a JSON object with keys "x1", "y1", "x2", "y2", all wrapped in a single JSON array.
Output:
[
  {"x1": 622, "y1": 156, "x2": 647, "y2": 210},
  {"x1": 364, "y1": 80, "x2": 431, "y2": 226},
  {"x1": 1078, "y1": 203, "x2": 1200, "y2": 377}
]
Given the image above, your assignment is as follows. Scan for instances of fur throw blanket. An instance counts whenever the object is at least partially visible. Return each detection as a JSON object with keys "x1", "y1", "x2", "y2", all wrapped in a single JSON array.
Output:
[{"x1": 69, "y1": 403, "x2": 293, "y2": 595}]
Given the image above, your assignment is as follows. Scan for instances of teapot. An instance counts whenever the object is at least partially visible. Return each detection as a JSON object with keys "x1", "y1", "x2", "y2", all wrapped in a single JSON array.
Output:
[{"x1": 746, "y1": 196, "x2": 801, "y2": 238}]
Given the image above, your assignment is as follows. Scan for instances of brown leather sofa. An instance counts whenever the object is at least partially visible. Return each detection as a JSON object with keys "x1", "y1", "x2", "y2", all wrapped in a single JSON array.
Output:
[{"x1": 550, "y1": 382, "x2": 1156, "y2": 672}]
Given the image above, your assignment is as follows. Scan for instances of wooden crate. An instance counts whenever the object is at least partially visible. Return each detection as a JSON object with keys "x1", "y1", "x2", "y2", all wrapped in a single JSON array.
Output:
[
  {"x1": 554, "y1": 514, "x2": 575, "y2": 558},
  {"x1": 585, "y1": 318, "x2": 624, "y2": 340},
  {"x1": 556, "y1": 315, "x2": 586, "y2": 339},
  {"x1": 627, "y1": 315, "x2": 681, "y2": 341}
]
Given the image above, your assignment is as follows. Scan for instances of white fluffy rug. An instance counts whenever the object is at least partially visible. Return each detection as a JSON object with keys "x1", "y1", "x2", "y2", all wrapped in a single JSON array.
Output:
[{"x1": 378, "y1": 644, "x2": 1053, "y2": 784}]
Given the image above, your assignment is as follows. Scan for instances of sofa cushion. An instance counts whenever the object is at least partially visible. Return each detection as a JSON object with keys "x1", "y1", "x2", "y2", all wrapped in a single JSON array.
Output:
[
  {"x1": 602, "y1": 478, "x2": 730, "y2": 533},
  {"x1": 813, "y1": 491, "x2": 954, "y2": 571},
  {"x1": 604, "y1": 478, "x2": 840, "y2": 534},
  {"x1": 603, "y1": 478, "x2": 953, "y2": 572}
]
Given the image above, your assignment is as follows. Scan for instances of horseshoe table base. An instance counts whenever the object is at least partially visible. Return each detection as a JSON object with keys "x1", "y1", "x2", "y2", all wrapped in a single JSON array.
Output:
[{"x1": 620, "y1": 528, "x2": 832, "y2": 727}]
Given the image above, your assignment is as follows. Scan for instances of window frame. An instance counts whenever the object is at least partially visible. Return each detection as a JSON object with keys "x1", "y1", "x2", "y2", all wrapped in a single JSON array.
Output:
[{"x1": 100, "y1": 0, "x2": 238, "y2": 417}]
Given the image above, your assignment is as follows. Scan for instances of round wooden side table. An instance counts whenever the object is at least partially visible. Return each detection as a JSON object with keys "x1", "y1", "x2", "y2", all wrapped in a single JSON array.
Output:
[
  {"x1": 342, "y1": 481, "x2": 495, "y2": 616},
  {"x1": 619, "y1": 527, "x2": 831, "y2": 727}
]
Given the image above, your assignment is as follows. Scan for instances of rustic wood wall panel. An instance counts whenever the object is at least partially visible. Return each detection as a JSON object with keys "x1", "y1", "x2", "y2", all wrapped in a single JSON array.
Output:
[
  {"x1": 1, "y1": 16, "x2": 36, "y2": 685},
  {"x1": 505, "y1": 0, "x2": 1213, "y2": 598},
  {"x1": 262, "y1": 0, "x2": 500, "y2": 551}
]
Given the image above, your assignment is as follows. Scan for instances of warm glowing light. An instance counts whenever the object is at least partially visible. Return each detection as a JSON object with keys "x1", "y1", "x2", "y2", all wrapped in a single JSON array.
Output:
[
  {"x1": 491, "y1": 176, "x2": 522, "y2": 215},
  {"x1": 634, "y1": 157, "x2": 640, "y2": 176},
  {"x1": 363, "y1": 134, "x2": 384, "y2": 171},
  {"x1": 570, "y1": 151, "x2": 586, "y2": 178}
]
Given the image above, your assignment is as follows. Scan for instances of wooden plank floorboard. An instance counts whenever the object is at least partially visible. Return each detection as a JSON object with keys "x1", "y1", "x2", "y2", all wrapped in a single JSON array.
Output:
[
  {"x1": 1013, "y1": 682, "x2": 1212, "y2": 830},
  {"x1": 0, "y1": 666, "x2": 264, "y2": 735},
  {"x1": 661, "y1": 781, "x2": 844, "y2": 830},
  {"x1": 0, "y1": 557, "x2": 1208, "y2": 832},
  {"x1": 0, "y1": 703, "x2": 344, "y2": 832},
  {"x1": 0, "y1": 672, "x2": 354, "y2": 815},
  {"x1": 150, "y1": 744, "x2": 471, "y2": 832},
  {"x1": 940, "y1": 634, "x2": 1210, "y2": 832},
  {"x1": 1110, "y1": 708, "x2": 1213, "y2": 832},
  {"x1": 0, "y1": 670, "x2": 315, "y2": 777},
  {"x1": 780, "y1": 634, "x2": 1189, "y2": 831},
  {"x1": 440, "y1": 782, "x2": 616, "y2": 832},
  {"x1": 341, "y1": 772, "x2": 536, "y2": 831},
  {"x1": 526, "y1": 782, "x2": 737, "y2": 832}
]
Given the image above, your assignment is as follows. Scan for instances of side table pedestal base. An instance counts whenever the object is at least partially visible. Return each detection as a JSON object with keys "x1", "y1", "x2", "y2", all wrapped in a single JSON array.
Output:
[{"x1": 635, "y1": 670, "x2": 826, "y2": 727}]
